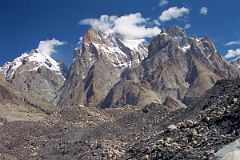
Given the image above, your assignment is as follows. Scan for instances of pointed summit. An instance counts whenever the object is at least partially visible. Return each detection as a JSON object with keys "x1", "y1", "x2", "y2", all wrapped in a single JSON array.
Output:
[
  {"x1": 163, "y1": 25, "x2": 187, "y2": 37},
  {"x1": 76, "y1": 28, "x2": 148, "y2": 69},
  {"x1": 56, "y1": 27, "x2": 149, "y2": 107},
  {"x1": 0, "y1": 50, "x2": 67, "y2": 80}
]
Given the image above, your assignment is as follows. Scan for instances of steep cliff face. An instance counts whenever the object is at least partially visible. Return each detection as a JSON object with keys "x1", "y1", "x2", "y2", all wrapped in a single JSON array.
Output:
[
  {"x1": 102, "y1": 26, "x2": 240, "y2": 107},
  {"x1": 56, "y1": 29, "x2": 148, "y2": 107},
  {"x1": 0, "y1": 50, "x2": 68, "y2": 103}
]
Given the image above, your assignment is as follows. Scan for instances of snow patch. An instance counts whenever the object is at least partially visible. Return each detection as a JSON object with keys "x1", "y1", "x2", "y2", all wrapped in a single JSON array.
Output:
[
  {"x1": 181, "y1": 44, "x2": 191, "y2": 52},
  {"x1": 122, "y1": 39, "x2": 145, "y2": 51}
]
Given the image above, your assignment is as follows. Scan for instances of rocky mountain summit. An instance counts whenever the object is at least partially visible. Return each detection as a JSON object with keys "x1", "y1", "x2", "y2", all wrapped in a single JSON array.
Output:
[
  {"x1": 0, "y1": 49, "x2": 68, "y2": 102},
  {"x1": 56, "y1": 28, "x2": 148, "y2": 107}
]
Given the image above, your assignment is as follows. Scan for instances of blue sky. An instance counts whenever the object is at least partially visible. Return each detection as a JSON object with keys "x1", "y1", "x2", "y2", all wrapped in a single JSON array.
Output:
[{"x1": 0, "y1": 0, "x2": 240, "y2": 67}]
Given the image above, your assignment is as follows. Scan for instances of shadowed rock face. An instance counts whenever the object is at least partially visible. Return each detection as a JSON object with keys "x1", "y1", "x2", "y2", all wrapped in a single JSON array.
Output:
[
  {"x1": 101, "y1": 80, "x2": 161, "y2": 108},
  {"x1": 102, "y1": 26, "x2": 240, "y2": 108},
  {"x1": 163, "y1": 96, "x2": 187, "y2": 111},
  {"x1": 0, "y1": 84, "x2": 17, "y2": 102},
  {"x1": 0, "y1": 75, "x2": 15, "y2": 102}
]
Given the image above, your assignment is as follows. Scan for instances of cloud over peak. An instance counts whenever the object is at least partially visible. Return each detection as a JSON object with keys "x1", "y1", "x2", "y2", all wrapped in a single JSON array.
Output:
[
  {"x1": 37, "y1": 39, "x2": 65, "y2": 56},
  {"x1": 79, "y1": 13, "x2": 161, "y2": 40},
  {"x1": 225, "y1": 48, "x2": 240, "y2": 59},
  {"x1": 159, "y1": 7, "x2": 190, "y2": 22}
]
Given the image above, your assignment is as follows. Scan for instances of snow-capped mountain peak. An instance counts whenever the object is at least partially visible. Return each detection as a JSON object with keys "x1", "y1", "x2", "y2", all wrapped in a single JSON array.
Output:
[
  {"x1": 0, "y1": 49, "x2": 66, "y2": 80},
  {"x1": 75, "y1": 28, "x2": 148, "y2": 69},
  {"x1": 0, "y1": 43, "x2": 68, "y2": 103}
]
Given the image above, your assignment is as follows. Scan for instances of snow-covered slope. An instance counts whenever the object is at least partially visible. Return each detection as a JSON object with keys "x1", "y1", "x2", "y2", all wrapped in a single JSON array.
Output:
[{"x1": 0, "y1": 49, "x2": 66, "y2": 80}]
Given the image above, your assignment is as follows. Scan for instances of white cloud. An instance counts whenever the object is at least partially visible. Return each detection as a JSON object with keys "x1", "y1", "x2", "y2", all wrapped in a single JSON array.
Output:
[
  {"x1": 80, "y1": 15, "x2": 117, "y2": 33},
  {"x1": 225, "y1": 48, "x2": 240, "y2": 59},
  {"x1": 225, "y1": 40, "x2": 240, "y2": 46},
  {"x1": 159, "y1": 7, "x2": 190, "y2": 22},
  {"x1": 79, "y1": 13, "x2": 161, "y2": 39},
  {"x1": 159, "y1": 0, "x2": 168, "y2": 6},
  {"x1": 200, "y1": 7, "x2": 208, "y2": 16},
  {"x1": 37, "y1": 39, "x2": 65, "y2": 56},
  {"x1": 184, "y1": 23, "x2": 191, "y2": 29}
]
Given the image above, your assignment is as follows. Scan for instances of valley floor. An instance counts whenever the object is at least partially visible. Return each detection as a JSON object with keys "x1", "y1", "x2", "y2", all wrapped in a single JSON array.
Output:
[{"x1": 1, "y1": 79, "x2": 240, "y2": 160}]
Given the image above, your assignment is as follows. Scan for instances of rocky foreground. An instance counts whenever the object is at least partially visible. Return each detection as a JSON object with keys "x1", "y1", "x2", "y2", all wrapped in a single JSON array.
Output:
[
  {"x1": 0, "y1": 79, "x2": 240, "y2": 160},
  {"x1": 125, "y1": 79, "x2": 240, "y2": 160}
]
